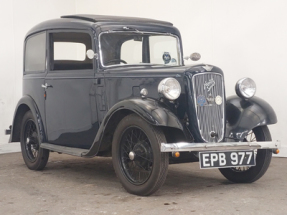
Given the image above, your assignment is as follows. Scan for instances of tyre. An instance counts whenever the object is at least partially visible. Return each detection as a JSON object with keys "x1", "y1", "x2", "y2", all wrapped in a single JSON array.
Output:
[
  {"x1": 112, "y1": 114, "x2": 169, "y2": 196},
  {"x1": 20, "y1": 111, "x2": 49, "y2": 170},
  {"x1": 219, "y1": 126, "x2": 272, "y2": 183}
]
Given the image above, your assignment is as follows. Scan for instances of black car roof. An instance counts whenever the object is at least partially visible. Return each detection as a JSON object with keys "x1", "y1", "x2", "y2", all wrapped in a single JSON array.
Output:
[
  {"x1": 61, "y1": 14, "x2": 173, "y2": 26},
  {"x1": 26, "y1": 14, "x2": 175, "y2": 38}
]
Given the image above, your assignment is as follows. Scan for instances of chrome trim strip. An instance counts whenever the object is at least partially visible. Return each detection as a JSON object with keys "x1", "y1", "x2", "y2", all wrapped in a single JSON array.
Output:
[
  {"x1": 98, "y1": 31, "x2": 182, "y2": 68},
  {"x1": 160, "y1": 141, "x2": 280, "y2": 152},
  {"x1": 192, "y1": 72, "x2": 225, "y2": 142}
]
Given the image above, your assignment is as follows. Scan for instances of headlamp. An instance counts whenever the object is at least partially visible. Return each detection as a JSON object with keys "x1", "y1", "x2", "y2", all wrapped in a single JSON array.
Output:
[
  {"x1": 235, "y1": 78, "x2": 256, "y2": 99},
  {"x1": 158, "y1": 78, "x2": 181, "y2": 100}
]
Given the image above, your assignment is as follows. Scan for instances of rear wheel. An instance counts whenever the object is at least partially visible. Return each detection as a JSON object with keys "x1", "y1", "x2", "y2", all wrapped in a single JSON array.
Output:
[
  {"x1": 219, "y1": 126, "x2": 272, "y2": 183},
  {"x1": 112, "y1": 114, "x2": 169, "y2": 196},
  {"x1": 20, "y1": 111, "x2": 49, "y2": 170}
]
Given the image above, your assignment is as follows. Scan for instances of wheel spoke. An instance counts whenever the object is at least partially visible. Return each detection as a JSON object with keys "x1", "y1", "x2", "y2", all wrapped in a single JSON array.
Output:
[
  {"x1": 134, "y1": 161, "x2": 152, "y2": 172},
  {"x1": 122, "y1": 144, "x2": 130, "y2": 155},
  {"x1": 23, "y1": 120, "x2": 39, "y2": 162},
  {"x1": 134, "y1": 153, "x2": 153, "y2": 163},
  {"x1": 120, "y1": 127, "x2": 153, "y2": 185},
  {"x1": 231, "y1": 131, "x2": 258, "y2": 172}
]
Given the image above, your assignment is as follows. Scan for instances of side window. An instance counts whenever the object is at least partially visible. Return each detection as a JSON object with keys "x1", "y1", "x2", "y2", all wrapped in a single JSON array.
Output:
[
  {"x1": 121, "y1": 39, "x2": 142, "y2": 64},
  {"x1": 54, "y1": 42, "x2": 86, "y2": 61},
  {"x1": 24, "y1": 32, "x2": 46, "y2": 72},
  {"x1": 50, "y1": 32, "x2": 93, "y2": 71}
]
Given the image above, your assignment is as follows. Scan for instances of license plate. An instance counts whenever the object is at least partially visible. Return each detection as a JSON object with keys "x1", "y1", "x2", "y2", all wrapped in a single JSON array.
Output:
[{"x1": 199, "y1": 150, "x2": 256, "y2": 169}]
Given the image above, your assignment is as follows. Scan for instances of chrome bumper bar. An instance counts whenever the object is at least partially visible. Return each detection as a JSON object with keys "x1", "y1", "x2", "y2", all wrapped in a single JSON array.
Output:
[{"x1": 160, "y1": 141, "x2": 280, "y2": 152}]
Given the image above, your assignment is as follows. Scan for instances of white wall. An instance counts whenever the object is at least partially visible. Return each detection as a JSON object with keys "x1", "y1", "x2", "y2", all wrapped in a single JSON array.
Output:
[
  {"x1": 0, "y1": 0, "x2": 76, "y2": 143},
  {"x1": 1, "y1": 0, "x2": 286, "y2": 156}
]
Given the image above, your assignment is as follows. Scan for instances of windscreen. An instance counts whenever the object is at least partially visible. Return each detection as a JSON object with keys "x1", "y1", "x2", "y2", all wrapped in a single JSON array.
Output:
[{"x1": 100, "y1": 32, "x2": 181, "y2": 67}]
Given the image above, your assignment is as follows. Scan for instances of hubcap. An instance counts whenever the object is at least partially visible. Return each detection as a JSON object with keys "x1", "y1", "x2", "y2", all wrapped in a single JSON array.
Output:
[{"x1": 129, "y1": 151, "x2": 135, "y2": 160}]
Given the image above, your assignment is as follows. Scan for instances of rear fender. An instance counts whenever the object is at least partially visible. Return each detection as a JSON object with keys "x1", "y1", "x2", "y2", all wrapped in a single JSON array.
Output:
[{"x1": 10, "y1": 95, "x2": 45, "y2": 143}]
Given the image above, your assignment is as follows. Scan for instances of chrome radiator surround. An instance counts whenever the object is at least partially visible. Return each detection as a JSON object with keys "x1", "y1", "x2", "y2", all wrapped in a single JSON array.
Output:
[{"x1": 192, "y1": 73, "x2": 225, "y2": 142}]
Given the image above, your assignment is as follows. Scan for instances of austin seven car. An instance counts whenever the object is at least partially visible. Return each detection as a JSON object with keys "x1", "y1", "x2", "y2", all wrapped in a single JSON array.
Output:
[{"x1": 6, "y1": 14, "x2": 279, "y2": 196}]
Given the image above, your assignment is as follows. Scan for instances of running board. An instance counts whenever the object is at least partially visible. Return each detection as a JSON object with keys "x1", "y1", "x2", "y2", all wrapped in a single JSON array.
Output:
[{"x1": 40, "y1": 143, "x2": 89, "y2": 157}]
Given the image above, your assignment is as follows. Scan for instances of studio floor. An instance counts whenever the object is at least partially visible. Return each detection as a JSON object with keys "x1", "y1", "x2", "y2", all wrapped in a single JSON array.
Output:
[{"x1": 0, "y1": 151, "x2": 286, "y2": 215}]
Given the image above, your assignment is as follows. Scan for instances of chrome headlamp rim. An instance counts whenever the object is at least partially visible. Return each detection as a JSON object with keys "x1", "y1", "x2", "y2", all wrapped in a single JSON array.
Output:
[
  {"x1": 158, "y1": 77, "x2": 181, "y2": 100},
  {"x1": 235, "y1": 77, "x2": 256, "y2": 99}
]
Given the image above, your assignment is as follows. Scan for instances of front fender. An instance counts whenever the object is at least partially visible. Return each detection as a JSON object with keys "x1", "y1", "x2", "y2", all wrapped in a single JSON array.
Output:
[
  {"x1": 10, "y1": 95, "x2": 46, "y2": 143},
  {"x1": 82, "y1": 98, "x2": 183, "y2": 157},
  {"x1": 226, "y1": 95, "x2": 277, "y2": 141},
  {"x1": 106, "y1": 98, "x2": 183, "y2": 129}
]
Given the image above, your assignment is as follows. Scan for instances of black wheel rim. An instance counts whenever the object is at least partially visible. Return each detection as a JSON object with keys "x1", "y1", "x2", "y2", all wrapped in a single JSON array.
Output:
[
  {"x1": 119, "y1": 127, "x2": 153, "y2": 185},
  {"x1": 23, "y1": 119, "x2": 39, "y2": 162}
]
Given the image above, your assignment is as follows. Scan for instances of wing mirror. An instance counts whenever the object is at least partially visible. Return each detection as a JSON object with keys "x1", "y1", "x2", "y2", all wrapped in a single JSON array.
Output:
[
  {"x1": 184, "y1": 52, "x2": 201, "y2": 61},
  {"x1": 86, "y1": 49, "x2": 98, "y2": 60}
]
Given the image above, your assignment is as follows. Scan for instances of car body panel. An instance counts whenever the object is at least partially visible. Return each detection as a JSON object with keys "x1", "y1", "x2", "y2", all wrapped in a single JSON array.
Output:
[
  {"x1": 44, "y1": 70, "x2": 97, "y2": 149},
  {"x1": 226, "y1": 95, "x2": 277, "y2": 141},
  {"x1": 10, "y1": 95, "x2": 46, "y2": 143},
  {"x1": 82, "y1": 98, "x2": 184, "y2": 157}
]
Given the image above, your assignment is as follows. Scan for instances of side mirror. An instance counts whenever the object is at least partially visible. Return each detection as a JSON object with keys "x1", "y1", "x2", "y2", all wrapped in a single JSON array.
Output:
[
  {"x1": 86, "y1": 49, "x2": 98, "y2": 60},
  {"x1": 190, "y1": 53, "x2": 201, "y2": 61},
  {"x1": 184, "y1": 52, "x2": 201, "y2": 61}
]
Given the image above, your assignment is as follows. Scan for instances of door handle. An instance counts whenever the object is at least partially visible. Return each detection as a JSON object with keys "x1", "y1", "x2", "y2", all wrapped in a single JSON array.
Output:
[
  {"x1": 41, "y1": 83, "x2": 52, "y2": 89},
  {"x1": 95, "y1": 78, "x2": 101, "y2": 85}
]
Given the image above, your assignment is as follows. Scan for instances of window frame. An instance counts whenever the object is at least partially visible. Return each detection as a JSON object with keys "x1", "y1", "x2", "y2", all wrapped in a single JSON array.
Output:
[
  {"x1": 23, "y1": 31, "x2": 47, "y2": 74},
  {"x1": 47, "y1": 29, "x2": 96, "y2": 73},
  {"x1": 98, "y1": 31, "x2": 182, "y2": 68}
]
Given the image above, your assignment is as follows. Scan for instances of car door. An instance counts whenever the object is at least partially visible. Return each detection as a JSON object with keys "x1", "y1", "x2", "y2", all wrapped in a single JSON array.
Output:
[{"x1": 44, "y1": 30, "x2": 99, "y2": 149}]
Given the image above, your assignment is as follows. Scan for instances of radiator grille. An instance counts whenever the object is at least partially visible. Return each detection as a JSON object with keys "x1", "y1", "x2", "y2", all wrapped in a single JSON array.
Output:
[{"x1": 192, "y1": 73, "x2": 225, "y2": 142}]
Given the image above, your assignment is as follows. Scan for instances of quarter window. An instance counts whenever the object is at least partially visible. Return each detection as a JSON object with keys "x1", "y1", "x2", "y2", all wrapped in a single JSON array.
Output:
[{"x1": 25, "y1": 32, "x2": 46, "y2": 72}]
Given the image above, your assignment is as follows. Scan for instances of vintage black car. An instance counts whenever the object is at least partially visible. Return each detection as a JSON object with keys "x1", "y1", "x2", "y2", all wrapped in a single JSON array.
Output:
[{"x1": 6, "y1": 14, "x2": 279, "y2": 196}]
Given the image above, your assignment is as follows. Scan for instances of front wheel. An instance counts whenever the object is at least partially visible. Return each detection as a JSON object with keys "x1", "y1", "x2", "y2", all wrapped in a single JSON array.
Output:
[
  {"x1": 20, "y1": 111, "x2": 49, "y2": 170},
  {"x1": 219, "y1": 126, "x2": 272, "y2": 183},
  {"x1": 112, "y1": 114, "x2": 169, "y2": 196}
]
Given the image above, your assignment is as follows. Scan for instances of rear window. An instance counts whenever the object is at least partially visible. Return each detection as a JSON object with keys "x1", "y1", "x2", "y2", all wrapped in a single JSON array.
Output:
[{"x1": 24, "y1": 32, "x2": 46, "y2": 72}]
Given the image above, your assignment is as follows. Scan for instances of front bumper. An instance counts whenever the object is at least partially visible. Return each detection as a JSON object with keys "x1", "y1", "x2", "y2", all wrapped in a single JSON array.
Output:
[{"x1": 161, "y1": 141, "x2": 280, "y2": 152}]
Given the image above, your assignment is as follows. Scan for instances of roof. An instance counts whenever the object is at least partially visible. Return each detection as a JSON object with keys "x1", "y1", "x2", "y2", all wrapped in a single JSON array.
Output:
[
  {"x1": 61, "y1": 14, "x2": 173, "y2": 26},
  {"x1": 26, "y1": 14, "x2": 175, "y2": 38}
]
